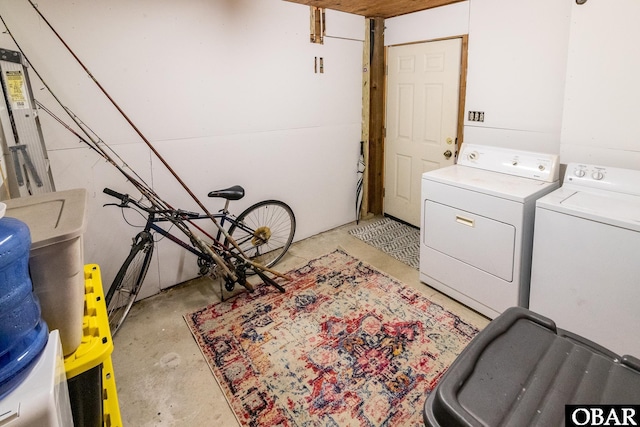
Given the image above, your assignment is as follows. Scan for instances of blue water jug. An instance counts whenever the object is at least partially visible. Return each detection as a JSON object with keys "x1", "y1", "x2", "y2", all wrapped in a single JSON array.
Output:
[{"x1": 0, "y1": 215, "x2": 48, "y2": 399}]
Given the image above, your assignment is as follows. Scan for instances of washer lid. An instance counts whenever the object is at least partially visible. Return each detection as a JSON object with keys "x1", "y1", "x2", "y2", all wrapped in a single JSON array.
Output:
[{"x1": 537, "y1": 188, "x2": 640, "y2": 232}]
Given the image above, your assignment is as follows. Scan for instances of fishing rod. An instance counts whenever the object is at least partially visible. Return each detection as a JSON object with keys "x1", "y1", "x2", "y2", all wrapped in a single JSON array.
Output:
[
  {"x1": 0, "y1": 8, "x2": 241, "y2": 277},
  {"x1": 19, "y1": 0, "x2": 276, "y2": 269},
  {"x1": 0, "y1": 14, "x2": 164, "y2": 209},
  {"x1": 21, "y1": 1, "x2": 262, "y2": 263},
  {"x1": 5, "y1": 27, "x2": 175, "y2": 214},
  {"x1": 34, "y1": 100, "x2": 166, "y2": 208},
  {"x1": 37, "y1": 102, "x2": 289, "y2": 279},
  {"x1": 0, "y1": 3, "x2": 290, "y2": 280},
  {"x1": 24, "y1": 1, "x2": 220, "y2": 224},
  {"x1": 34, "y1": 100, "x2": 243, "y2": 280},
  {"x1": 36, "y1": 102, "x2": 289, "y2": 279},
  {"x1": 35, "y1": 102, "x2": 240, "y2": 279}
]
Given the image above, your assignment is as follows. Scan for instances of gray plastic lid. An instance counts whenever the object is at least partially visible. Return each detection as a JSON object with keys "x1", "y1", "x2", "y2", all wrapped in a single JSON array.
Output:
[{"x1": 4, "y1": 188, "x2": 88, "y2": 249}]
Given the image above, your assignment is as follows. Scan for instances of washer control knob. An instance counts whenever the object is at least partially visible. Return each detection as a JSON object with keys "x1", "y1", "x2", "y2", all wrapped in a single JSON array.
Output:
[
  {"x1": 538, "y1": 165, "x2": 546, "y2": 171},
  {"x1": 468, "y1": 151, "x2": 479, "y2": 161},
  {"x1": 574, "y1": 169, "x2": 586, "y2": 178},
  {"x1": 592, "y1": 170, "x2": 605, "y2": 180}
]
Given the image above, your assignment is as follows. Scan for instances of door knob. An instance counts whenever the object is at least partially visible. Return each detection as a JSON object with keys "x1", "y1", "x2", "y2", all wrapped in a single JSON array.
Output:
[{"x1": 444, "y1": 150, "x2": 452, "y2": 159}]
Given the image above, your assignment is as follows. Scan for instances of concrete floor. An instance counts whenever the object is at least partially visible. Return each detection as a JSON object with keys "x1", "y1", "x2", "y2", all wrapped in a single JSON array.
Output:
[{"x1": 111, "y1": 216, "x2": 489, "y2": 426}]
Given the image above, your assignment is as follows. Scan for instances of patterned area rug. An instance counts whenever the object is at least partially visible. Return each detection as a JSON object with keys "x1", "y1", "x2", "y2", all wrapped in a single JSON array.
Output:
[
  {"x1": 184, "y1": 250, "x2": 480, "y2": 427},
  {"x1": 349, "y1": 218, "x2": 420, "y2": 269}
]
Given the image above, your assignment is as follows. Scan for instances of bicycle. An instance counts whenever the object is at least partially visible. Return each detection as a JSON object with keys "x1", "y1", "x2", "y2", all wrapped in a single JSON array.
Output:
[{"x1": 102, "y1": 185, "x2": 296, "y2": 336}]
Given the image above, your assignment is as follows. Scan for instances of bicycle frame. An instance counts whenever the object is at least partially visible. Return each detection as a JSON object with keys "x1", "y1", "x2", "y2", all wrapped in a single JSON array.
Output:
[
  {"x1": 142, "y1": 209, "x2": 254, "y2": 263},
  {"x1": 104, "y1": 184, "x2": 294, "y2": 284}
]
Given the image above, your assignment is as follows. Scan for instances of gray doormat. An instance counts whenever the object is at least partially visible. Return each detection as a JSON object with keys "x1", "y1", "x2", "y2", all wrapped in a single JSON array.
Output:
[{"x1": 349, "y1": 217, "x2": 420, "y2": 269}]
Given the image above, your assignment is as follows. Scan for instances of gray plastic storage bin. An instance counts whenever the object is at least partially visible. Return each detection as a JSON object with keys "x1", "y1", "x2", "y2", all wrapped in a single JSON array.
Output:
[
  {"x1": 5, "y1": 189, "x2": 88, "y2": 356},
  {"x1": 424, "y1": 307, "x2": 640, "y2": 427}
]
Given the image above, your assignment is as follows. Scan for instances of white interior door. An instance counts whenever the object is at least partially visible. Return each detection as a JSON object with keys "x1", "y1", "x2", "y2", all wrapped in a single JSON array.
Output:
[{"x1": 384, "y1": 38, "x2": 462, "y2": 226}]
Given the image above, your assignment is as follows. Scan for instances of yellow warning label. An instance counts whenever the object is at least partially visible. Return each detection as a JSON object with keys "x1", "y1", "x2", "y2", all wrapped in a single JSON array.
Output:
[{"x1": 5, "y1": 70, "x2": 29, "y2": 110}]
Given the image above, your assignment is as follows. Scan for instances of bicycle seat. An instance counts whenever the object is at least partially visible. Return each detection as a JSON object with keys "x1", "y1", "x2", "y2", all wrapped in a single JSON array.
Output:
[{"x1": 207, "y1": 185, "x2": 245, "y2": 200}]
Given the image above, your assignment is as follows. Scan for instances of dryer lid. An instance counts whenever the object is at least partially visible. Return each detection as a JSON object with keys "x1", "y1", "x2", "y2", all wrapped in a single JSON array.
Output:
[{"x1": 423, "y1": 165, "x2": 560, "y2": 203}]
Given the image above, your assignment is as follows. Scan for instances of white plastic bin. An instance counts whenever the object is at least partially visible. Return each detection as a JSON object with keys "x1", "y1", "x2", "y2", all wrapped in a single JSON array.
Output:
[{"x1": 5, "y1": 189, "x2": 88, "y2": 355}]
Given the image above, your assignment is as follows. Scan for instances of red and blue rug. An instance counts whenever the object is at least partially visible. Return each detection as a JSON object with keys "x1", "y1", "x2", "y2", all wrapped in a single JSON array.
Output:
[{"x1": 184, "y1": 249, "x2": 481, "y2": 426}]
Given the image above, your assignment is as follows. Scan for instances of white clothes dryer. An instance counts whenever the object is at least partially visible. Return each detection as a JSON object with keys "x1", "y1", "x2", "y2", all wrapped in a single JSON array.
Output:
[
  {"x1": 530, "y1": 163, "x2": 640, "y2": 357},
  {"x1": 420, "y1": 144, "x2": 560, "y2": 319}
]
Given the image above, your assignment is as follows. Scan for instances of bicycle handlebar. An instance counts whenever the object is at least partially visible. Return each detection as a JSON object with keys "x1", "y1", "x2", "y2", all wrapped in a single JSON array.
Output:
[
  {"x1": 103, "y1": 187, "x2": 202, "y2": 219},
  {"x1": 103, "y1": 187, "x2": 128, "y2": 203}
]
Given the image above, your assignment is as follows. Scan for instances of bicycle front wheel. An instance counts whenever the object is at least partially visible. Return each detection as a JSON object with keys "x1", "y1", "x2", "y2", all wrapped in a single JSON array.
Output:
[
  {"x1": 228, "y1": 200, "x2": 295, "y2": 269},
  {"x1": 106, "y1": 231, "x2": 154, "y2": 336}
]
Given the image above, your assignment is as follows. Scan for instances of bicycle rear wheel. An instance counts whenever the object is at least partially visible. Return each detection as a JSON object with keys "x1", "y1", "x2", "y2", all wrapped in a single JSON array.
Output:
[
  {"x1": 105, "y1": 231, "x2": 154, "y2": 336},
  {"x1": 228, "y1": 200, "x2": 295, "y2": 269}
]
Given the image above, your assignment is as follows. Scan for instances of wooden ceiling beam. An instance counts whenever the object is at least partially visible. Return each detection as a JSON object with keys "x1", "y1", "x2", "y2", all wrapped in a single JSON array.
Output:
[{"x1": 284, "y1": 0, "x2": 464, "y2": 18}]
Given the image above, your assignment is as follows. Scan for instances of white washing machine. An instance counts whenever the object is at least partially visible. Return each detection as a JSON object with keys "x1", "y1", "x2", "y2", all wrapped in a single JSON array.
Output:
[
  {"x1": 420, "y1": 144, "x2": 560, "y2": 319},
  {"x1": 530, "y1": 163, "x2": 640, "y2": 357}
]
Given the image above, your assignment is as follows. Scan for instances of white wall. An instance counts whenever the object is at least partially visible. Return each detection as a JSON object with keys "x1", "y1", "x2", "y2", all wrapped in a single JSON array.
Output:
[
  {"x1": 384, "y1": 1, "x2": 470, "y2": 46},
  {"x1": 385, "y1": 0, "x2": 572, "y2": 155},
  {"x1": 560, "y1": 0, "x2": 640, "y2": 169},
  {"x1": 0, "y1": 0, "x2": 365, "y2": 298},
  {"x1": 464, "y1": 0, "x2": 571, "y2": 154},
  {"x1": 386, "y1": 0, "x2": 640, "y2": 168}
]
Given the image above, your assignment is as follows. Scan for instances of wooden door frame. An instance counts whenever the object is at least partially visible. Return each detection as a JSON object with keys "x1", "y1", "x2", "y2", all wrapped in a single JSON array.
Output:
[
  {"x1": 366, "y1": 17, "x2": 386, "y2": 215},
  {"x1": 365, "y1": 25, "x2": 468, "y2": 216}
]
